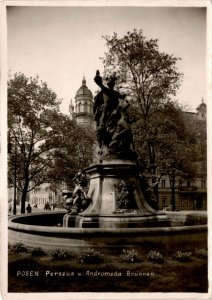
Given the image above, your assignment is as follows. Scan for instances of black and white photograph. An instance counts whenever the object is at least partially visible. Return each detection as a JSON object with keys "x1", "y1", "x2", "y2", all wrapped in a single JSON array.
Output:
[{"x1": 1, "y1": 1, "x2": 210, "y2": 299}]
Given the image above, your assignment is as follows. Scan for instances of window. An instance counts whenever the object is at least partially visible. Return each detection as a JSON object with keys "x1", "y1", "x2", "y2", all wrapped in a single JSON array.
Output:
[
  {"x1": 201, "y1": 180, "x2": 206, "y2": 188},
  {"x1": 161, "y1": 180, "x2": 165, "y2": 188},
  {"x1": 162, "y1": 197, "x2": 166, "y2": 207},
  {"x1": 83, "y1": 102, "x2": 88, "y2": 113}
]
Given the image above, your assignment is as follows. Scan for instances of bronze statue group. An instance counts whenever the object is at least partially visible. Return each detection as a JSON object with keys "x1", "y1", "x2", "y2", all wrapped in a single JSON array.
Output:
[{"x1": 64, "y1": 70, "x2": 137, "y2": 215}]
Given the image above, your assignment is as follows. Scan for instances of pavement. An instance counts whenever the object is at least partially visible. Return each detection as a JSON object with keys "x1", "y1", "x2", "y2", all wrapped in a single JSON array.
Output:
[
  {"x1": 8, "y1": 205, "x2": 65, "y2": 216},
  {"x1": 9, "y1": 205, "x2": 207, "y2": 217}
]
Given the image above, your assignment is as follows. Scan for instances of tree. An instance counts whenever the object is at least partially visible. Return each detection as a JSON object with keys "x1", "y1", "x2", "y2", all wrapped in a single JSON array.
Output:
[
  {"x1": 74, "y1": 125, "x2": 96, "y2": 170},
  {"x1": 46, "y1": 120, "x2": 95, "y2": 191},
  {"x1": 102, "y1": 30, "x2": 183, "y2": 195},
  {"x1": 102, "y1": 30, "x2": 204, "y2": 210},
  {"x1": 130, "y1": 100, "x2": 199, "y2": 210},
  {"x1": 154, "y1": 104, "x2": 198, "y2": 210},
  {"x1": 8, "y1": 73, "x2": 62, "y2": 213}
]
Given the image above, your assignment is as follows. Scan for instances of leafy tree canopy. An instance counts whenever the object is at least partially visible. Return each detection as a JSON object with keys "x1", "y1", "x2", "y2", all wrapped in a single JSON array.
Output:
[
  {"x1": 102, "y1": 29, "x2": 183, "y2": 119},
  {"x1": 101, "y1": 30, "x2": 206, "y2": 210},
  {"x1": 8, "y1": 73, "x2": 96, "y2": 213},
  {"x1": 9, "y1": 74, "x2": 69, "y2": 210}
]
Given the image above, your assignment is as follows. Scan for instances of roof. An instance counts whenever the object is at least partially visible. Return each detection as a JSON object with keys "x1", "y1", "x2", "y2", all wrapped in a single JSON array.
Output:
[
  {"x1": 75, "y1": 77, "x2": 93, "y2": 98},
  {"x1": 196, "y1": 99, "x2": 206, "y2": 111}
]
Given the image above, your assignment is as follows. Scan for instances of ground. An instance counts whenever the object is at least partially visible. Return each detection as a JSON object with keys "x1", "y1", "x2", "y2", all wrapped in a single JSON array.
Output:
[{"x1": 8, "y1": 245, "x2": 208, "y2": 293}]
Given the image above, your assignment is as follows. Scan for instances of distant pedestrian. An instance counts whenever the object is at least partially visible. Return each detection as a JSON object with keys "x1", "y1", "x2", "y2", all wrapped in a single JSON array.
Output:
[
  {"x1": 26, "y1": 203, "x2": 32, "y2": 213},
  {"x1": 44, "y1": 202, "x2": 51, "y2": 210}
]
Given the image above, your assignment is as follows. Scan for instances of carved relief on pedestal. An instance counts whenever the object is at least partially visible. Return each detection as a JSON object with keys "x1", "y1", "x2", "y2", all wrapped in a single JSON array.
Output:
[{"x1": 114, "y1": 180, "x2": 137, "y2": 211}]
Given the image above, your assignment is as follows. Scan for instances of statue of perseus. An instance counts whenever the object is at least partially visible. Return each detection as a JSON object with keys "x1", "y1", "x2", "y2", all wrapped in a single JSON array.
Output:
[{"x1": 93, "y1": 70, "x2": 136, "y2": 160}]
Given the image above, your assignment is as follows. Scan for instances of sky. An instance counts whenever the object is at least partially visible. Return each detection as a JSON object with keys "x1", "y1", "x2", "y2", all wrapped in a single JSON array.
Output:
[{"x1": 7, "y1": 6, "x2": 206, "y2": 115}]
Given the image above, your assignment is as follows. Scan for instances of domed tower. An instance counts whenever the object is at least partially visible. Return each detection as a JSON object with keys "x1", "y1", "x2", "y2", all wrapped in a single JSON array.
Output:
[
  {"x1": 74, "y1": 77, "x2": 94, "y2": 126},
  {"x1": 196, "y1": 98, "x2": 207, "y2": 120}
]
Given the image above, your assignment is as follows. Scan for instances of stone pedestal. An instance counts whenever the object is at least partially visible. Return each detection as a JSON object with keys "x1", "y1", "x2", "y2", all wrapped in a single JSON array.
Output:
[
  {"x1": 63, "y1": 214, "x2": 76, "y2": 227},
  {"x1": 74, "y1": 159, "x2": 169, "y2": 228}
]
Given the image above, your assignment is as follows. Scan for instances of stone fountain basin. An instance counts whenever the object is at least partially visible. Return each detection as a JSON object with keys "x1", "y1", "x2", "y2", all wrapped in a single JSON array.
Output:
[{"x1": 8, "y1": 211, "x2": 207, "y2": 252}]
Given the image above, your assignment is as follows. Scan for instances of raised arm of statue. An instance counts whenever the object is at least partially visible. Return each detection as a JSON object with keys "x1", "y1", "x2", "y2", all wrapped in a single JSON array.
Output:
[
  {"x1": 94, "y1": 70, "x2": 126, "y2": 100},
  {"x1": 94, "y1": 70, "x2": 103, "y2": 88},
  {"x1": 94, "y1": 70, "x2": 111, "y2": 97}
]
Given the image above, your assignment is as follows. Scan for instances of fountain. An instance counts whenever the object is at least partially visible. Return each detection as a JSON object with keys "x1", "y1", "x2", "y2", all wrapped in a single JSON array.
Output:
[
  {"x1": 8, "y1": 71, "x2": 207, "y2": 252},
  {"x1": 65, "y1": 70, "x2": 169, "y2": 229}
]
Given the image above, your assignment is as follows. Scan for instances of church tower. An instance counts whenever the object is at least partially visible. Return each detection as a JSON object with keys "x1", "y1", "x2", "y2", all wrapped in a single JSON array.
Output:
[
  {"x1": 196, "y1": 98, "x2": 207, "y2": 120},
  {"x1": 69, "y1": 77, "x2": 94, "y2": 126}
]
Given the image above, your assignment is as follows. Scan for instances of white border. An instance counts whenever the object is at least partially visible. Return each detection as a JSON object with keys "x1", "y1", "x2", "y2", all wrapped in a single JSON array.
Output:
[
  {"x1": 1, "y1": 0, "x2": 8, "y2": 299},
  {"x1": 2, "y1": 0, "x2": 210, "y2": 7},
  {"x1": 206, "y1": 0, "x2": 212, "y2": 298}
]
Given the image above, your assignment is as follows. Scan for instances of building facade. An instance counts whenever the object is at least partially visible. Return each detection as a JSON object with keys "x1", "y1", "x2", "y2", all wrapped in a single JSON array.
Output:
[
  {"x1": 158, "y1": 164, "x2": 207, "y2": 211},
  {"x1": 158, "y1": 101, "x2": 207, "y2": 210},
  {"x1": 29, "y1": 183, "x2": 56, "y2": 208}
]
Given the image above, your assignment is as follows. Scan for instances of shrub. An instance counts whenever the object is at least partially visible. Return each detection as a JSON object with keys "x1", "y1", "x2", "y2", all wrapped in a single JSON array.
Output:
[
  {"x1": 195, "y1": 248, "x2": 207, "y2": 259},
  {"x1": 31, "y1": 247, "x2": 47, "y2": 257},
  {"x1": 120, "y1": 249, "x2": 138, "y2": 263},
  {"x1": 173, "y1": 251, "x2": 192, "y2": 262},
  {"x1": 9, "y1": 242, "x2": 29, "y2": 253},
  {"x1": 50, "y1": 249, "x2": 70, "y2": 260},
  {"x1": 147, "y1": 250, "x2": 164, "y2": 263},
  {"x1": 79, "y1": 248, "x2": 103, "y2": 264}
]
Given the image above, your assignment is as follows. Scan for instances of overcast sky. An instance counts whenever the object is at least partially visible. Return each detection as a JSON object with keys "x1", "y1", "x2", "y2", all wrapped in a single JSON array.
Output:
[{"x1": 7, "y1": 6, "x2": 206, "y2": 115}]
